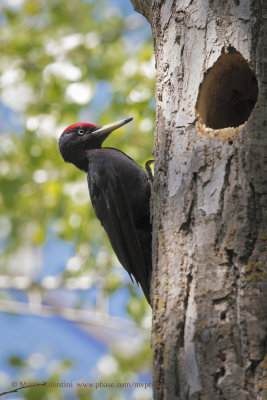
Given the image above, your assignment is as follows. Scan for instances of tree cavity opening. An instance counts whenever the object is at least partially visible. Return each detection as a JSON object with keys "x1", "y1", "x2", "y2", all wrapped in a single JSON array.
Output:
[{"x1": 196, "y1": 47, "x2": 258, "y2": 142}]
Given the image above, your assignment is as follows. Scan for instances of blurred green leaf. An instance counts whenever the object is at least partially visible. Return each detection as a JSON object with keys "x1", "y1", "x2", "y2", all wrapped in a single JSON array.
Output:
[{"x1": 8, "y1": 355, "x2": 27, "y2": 368}]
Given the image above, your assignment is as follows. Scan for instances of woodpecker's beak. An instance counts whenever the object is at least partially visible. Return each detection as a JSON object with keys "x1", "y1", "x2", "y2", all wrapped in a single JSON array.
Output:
[{"x1": 93, "y1": 118, "x2": 133, "y2": 138}]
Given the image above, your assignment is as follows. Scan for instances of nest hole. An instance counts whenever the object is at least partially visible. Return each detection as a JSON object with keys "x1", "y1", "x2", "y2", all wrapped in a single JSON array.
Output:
[{"x1": 196, "y1": 47, "x2": 258, "y2": 141}]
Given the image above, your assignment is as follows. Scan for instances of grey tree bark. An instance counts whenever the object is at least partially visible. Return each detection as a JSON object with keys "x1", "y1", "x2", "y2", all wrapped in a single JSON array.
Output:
[{"x1": 130, "y1": 0, "x2": 267, "y2": 399}]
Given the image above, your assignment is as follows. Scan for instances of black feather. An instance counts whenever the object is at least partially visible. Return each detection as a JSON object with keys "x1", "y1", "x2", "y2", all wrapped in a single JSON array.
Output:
[{"x1": 88, "y1": 149, "x2": 151, "y2": 304}]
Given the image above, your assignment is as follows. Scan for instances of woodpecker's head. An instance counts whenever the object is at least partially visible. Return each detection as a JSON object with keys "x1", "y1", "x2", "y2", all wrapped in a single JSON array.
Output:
[{"x1": 59, "y1": 118, "x2": 133, "y2": 171}]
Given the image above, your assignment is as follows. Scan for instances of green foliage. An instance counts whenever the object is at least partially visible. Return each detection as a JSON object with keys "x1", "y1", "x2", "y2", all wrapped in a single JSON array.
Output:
[
  {"x1": 0, "y1": 0, "x2": 155, "y2": 284},
  {"x1": 7, "y1": 355, "x2": 74, "y2": 399},
  {"x1": 0, "y1": 0, "x2": 155, "y2": 397},
  {"x1": 8, "y1": 355, "x2": 28, "y2": 368}
]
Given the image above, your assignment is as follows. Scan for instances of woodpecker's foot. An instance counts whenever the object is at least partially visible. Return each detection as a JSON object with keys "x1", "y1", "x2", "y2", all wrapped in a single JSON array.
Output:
[{"x1": 145, "y1": 160, "x2": 154, "y2": 183}]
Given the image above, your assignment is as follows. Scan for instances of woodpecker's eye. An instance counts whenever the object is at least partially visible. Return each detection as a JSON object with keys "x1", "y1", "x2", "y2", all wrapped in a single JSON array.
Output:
[{"x1": 77, "y1": 128, "x2": 84, "y2": 135}]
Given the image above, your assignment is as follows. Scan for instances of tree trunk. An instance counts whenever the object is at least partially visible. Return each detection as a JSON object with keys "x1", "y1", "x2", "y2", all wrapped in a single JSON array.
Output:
[{"x1": 131, "y1": 0, "x2": 267, "y2": 399}]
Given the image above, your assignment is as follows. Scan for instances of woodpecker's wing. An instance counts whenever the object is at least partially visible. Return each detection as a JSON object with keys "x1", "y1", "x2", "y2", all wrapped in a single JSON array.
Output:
[{"x1": 87, "y1": 155, "x2": 151, "y2": 304}]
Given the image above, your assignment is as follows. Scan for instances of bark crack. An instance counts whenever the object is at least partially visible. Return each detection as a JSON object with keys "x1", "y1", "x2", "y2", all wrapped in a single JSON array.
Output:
[
  {"x1": 179, "y1": 172, "x2": 197, "y2": 234},
  {"x1": 251, "y1": 0, "x2": 263, "y2": 61},
  {"x1": 240, "y1": 181, "x2": 258, "y2": 264},
  {"x1": 215, "y1": 151, "x2": 237, "y2": 250},
  {"x1": 184, "y1": 269, "x2": 193, "y2": 325}
]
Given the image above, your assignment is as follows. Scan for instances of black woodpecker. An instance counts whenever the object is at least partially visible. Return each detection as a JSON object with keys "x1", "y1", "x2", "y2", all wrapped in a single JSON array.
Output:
[{"x1": 59, "y1": 118, "x2": 152, "y2": 305}]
